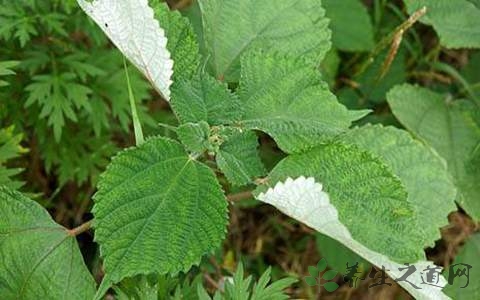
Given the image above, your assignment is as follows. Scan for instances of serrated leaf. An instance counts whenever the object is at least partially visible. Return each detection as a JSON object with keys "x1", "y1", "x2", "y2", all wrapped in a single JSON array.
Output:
[
  {"x1": 198, "y1": 0, "x2": 331, "y2": 81},
  {"x1": 250, "y1": 267, "x2": 296, "y2": 300},
  {"x1": 404, "y1": 0, "x2": 480, "y2": 48},
  {"x1": 444, "y1": 234, "x2": 480, "y2": 300},
  {"x1": 77, "y1": 0, "x2": 174, "y2": 99},
  {"x1": 308, "y1": 266, "x2": 319, "y2": 278},
  {"x1": 176, "y1": 121, "x2": 211, "y2": 153},
  {"x1": 322, "y1": 0, "x2": 374, "y2": 52},
  {"x1": 257, "y1": 177, "x2": 450, "y2": 300},
  {"x1": 387, "y1": 84, "x2": 480, "y2": 220},
  {"x1": 323, "y1": 281, "x2": 339, "y2": 292},
  {"x1": 256, "y1": 143, "x2": 421, "y2": 262},
  {"x1": 339, "y1": 125, "x2": 457, "y2": 247},
  {"x1": 171, "y1": 74, "x2": 242, "y2": 125},
  {"x1": 149, "y1": 1, "x2": 201, "y2": 81},
  {"x1": 0, "y1": 60, "x2": 19, "y2": 87},
  {"x1": 239, "y1": 50, "x2": 369, "y2": 153},
  {"x1": 322, "y1": 270, "x2": 338, "y2": 281},
  {"x1": 92, "y1": 137, "x2": 228, "y2": 298},
  {"x1": 0, "y1": 126, "x2": 28, "y2": 189},
  {"x1": 216, "y1": 128, "x2": 266, "y2": 186},
  {"x1": 0, "y1": 186, "x2": 96, "y2": 299}
]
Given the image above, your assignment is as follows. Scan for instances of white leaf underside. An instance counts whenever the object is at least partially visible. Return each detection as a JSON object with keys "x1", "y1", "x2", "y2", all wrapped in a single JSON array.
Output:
[
  {"x1": 258, "y1": 177, "x2": 450, "y2": 300},
  {"x1": 77, "y1": 0, "x2": 174, "y2": 100}
]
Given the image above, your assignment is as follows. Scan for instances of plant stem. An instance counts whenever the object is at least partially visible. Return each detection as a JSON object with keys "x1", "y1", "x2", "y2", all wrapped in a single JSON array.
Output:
[
  {"x1": 124, "y1": 57, "x2": 145, "y2": 146},
  {"x1": 67, "y1": 220, "x2": 93, "y2": 236}
]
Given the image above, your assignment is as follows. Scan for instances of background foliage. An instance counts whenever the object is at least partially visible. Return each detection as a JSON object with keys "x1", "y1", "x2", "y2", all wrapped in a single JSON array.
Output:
[{"x1": 0, "y1": 0, "x2": 479, "y2": 299}]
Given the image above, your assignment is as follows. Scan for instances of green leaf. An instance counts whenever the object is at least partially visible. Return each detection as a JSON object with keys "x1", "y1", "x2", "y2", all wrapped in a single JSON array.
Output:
[
  {"x1": 444, "y1": 234, "x2": 480, "y2": 300},
  {"x1": 304, "y1": 276, "x2": 317, "y2": 287},
  {"x1": 317, "y1": 258, "x2": 328, "y2": 273},
  {"x1": 171, "y1": 74, "x2": 242, "y2": 125},
  {"x1": 387, "y1": 84, "x2": 480, "y2": 220},
  {"x1": 322, "y1": 0, "x2": 374, "y2": 52},
  {"x1": 92, "y1": 137, "x2": 228, "y2": 298},
  {"x1": 257, "y1": 142, "x2": 423, "y2": 262},
  {"x1": 250, "y1": 267, "x2": 297, "y2": 300},
  {"x1": 404, "y1": 0, "x2": 480, "y2": 48},
  {"x1": 0, "y1": 60, "x2": 19, "y2": 87},
  {"x1": 257, "y1": 177, "x2": 450, "y2": 299},
  {"x1": 216, "y1": 128, "x2": 266, "y2": 186},
  {"x1": 176, "y1": 121, "x2": 211, "y2": 153},
  {"x1": 316, "y1": 234, "x2": 371, "y2": 278},
  {"x1": 339, "y1": 124, "x2": 457, "y2": 247},
  {"x1": 198, "y1": 0, "x2": 331, "y2": 81},
  {"x1": 150, "y1": 1, "x2": 201, "y2": 81},
  {"x1": 308, "y1": 266, "x2": 319, "y2": 278},
  {"x1": 0, "y1": 126, "x2": 28, "y2": 189},
  {"x1": 0, "y1": 186, "x2": 96, "y2": 299},
  {"x1": 239, "y1": 50, "x2": 369, "y2": 153},
  {"x1": 322, "y1": 270, "x2": 338, "y2": 281},
  {"x1": 323, "y1": 281, "x2": 339, "y2": 292}
]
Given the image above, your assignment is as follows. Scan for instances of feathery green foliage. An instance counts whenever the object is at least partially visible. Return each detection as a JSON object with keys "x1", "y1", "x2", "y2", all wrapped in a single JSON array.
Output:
[{"x1": 0, "y1": 126, "x2": 28, "y2": 190}]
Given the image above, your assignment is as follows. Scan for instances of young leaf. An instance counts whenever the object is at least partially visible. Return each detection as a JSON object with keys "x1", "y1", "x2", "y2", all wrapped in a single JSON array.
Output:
[
  {"x1": 176, "y1": 121, "x2": 211, "y2": 153},
  {"x1": 215, "y1": 128, "x2": 266, "y2": 186},
  {"x1": 77, "y1": 0, "x2": 174, "y2": 99},
  {"x1": 317, "y1": 258, "x2": 327, "y2": 273},
  {"x1": 239, "y1": 50, "x2": 369, "y2": 153},
  {"x1": 171, "y1": 74, "x2": 242, "y2": 125},
  {"x1": 387, "y1": 84, "x2": 480, "y2": 220},
  {"x1": 92, "y1": 137, "x2": 228, "y2": 298},
  {"x1": 322, "y1": 0, "x2": 374, "y2": 52},
  {"x1": 323, "y1": 282, "x2": 339, "y2": 292},
  {"x1": 0, "y1": 186, "x2": 96, "y2": 299},
  {"x1": 256, "y1": 143, "x2": 421, "y2": 262},
  {"x1": 322, "y1": 270, "x2": 337, "y2": 281},
  {"x1": 197, "y1": 0, "x2": 331, "y2": 81},
  {"x1": 257, "y1": 177, "x2": 450, "y2": 300},
  {"x1": 308, "y1": 266, "x2": 319, "y2": 278},
  {"x1": 339, "y1": 125, "x2": 457, "y2": 247},
  {"x1": 304, "y1": 276, "x2": 317, "y2": 287},
  {"x1": 404, "y1": 0, "x2": 480, "y2": 48}
]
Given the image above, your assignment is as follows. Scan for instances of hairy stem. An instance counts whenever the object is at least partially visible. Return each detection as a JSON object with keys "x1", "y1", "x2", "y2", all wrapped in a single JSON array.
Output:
[{"x1": 67, "y1": 220, "x2": 93, "y2": 236}]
